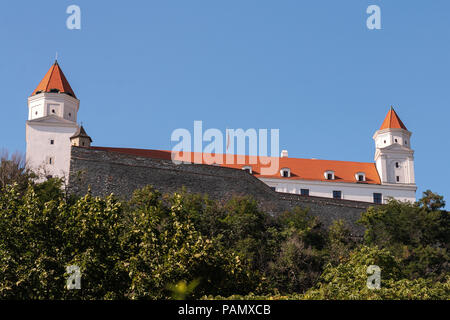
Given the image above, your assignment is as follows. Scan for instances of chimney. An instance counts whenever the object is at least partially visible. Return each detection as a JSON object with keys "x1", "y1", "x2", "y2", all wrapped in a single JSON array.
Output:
[{"x1": 281, "y1": 150, "x2": 288, "y2": 158}]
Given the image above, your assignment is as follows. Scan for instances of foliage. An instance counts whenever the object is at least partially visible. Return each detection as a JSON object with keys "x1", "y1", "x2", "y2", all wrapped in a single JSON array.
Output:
[{"x1": 0, "y1": 172, "x2": 447, "y2": 300}]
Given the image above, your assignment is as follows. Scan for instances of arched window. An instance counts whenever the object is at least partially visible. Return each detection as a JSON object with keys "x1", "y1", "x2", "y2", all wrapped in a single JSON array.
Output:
[
  {"x1": 355, "y1": 172, "x2": 366, "y2": 182},
  {"x1": 280, "y1": 168, "x2": 291, "y2": 178},
  {"x1": 324, "y1": 170, "x2": 335, "y2": 180}
]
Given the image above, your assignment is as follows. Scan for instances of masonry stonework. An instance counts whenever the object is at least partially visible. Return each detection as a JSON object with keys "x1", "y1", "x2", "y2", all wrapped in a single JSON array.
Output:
[{"x1": 68, "y1": 147, "x2": 374, "y2": 235}]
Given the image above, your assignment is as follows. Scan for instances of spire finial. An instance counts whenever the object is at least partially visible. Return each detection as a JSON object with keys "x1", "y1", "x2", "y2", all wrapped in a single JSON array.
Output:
[{"x1": 55, "y1": 52, "x2": 58, "y2": 63}]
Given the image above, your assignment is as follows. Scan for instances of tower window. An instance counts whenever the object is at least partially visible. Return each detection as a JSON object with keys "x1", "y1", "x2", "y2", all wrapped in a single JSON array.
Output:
[
  {"x1": 384, "y1": 140, "x2": 386, "y2": 144},
  {"x1": 333, "y1": 191, "x2": 342, "y2": 199},
  {"x1": 47, "y1": 157, "x2": 54, "y2": 165},
  {"x1": 395, "y1": 162, "x2": 399, "y2": 168},
  {"x1": 49, "y1": 89, "x2": 60, "y2": 93},
  {"x1": 373, "y1": 193, "x2": 382, "y2": 204},
  {"x1": 405, "y1": 140, "x2": 408, "y2": 145},
  {"x1": 50, "y1": 139, "x2": 54, "y2": 145},
  {"x1": 300, "y1": 189, "x2": 309, "y2": 196},
  {"x1": 396, "y1": 176, "x2": 400, "y2": 182},
  {"x1": 52, "y1": 109, "x2": 55, "y2": 113},
  {"x1": 395, "y1": 139, "x2": 398, "y2": 143},
  {"x1": 35, "y1": 111, "x2": 38, "y2": 115},
  {"x1": 68, "y1": 113, "x2": 72, "y2": 117}
]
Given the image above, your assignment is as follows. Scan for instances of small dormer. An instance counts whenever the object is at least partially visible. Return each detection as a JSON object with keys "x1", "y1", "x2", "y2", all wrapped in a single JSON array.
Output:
[
  {"x1": 355, "y1": 172, "x2": 366, "y2": 182},
  {"x1": 242, "y1": 166, "x2": 252, "y2": 174},
  {"x1": 280, "y1": 168, "x2": 291, "y2": 178},
  {"x1": 324, "y1": 170, "x2": 335, "y2": 180}
]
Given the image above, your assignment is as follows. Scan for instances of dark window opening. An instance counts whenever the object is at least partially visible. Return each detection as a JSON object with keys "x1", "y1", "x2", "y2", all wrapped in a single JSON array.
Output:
[
  {"x1": 301, "y1": 189, "x2": 309, "y2": 196},
  {"x1": 282, "y1": 171, "x2": 289, "y2": 177},
  {"x1": 50, "y1": 140, "x2": 54, "y2": 145},
  {"x1": 384, "y1": 140, "x2": 386, "y2": 143},
  {"x1": 270, "y1": 187, "x2": 276, "y2": 191},
  {"x1": 333, "y1": 191, "x2": 342, "y2": 199},
  {"x1": 35, "y1": 90, "x2": 42, "y2": 94},
  {"x1": 68, "y1": 113, "x2": 72, "y2": 117},
  {"x1": 396, "y1": 176, "x2": 400, "y2": 182},
  {"x1": 52, "y1": 109, "x2": 55, "y2": 113},
  {"x1": 395, "y1": 139, "x2": 398, "y2": 143},
  {"x1": 35, "y1": 111, "x2": 38, "y2": 115},
  {"x1": 405, "y1": 141, "x2": 408, "y2": 145},
  {"x1": 327, "y1": 173, "x2": 333, "y2": 180},
  {"x1": 373, "y1": 193, "x2": 382, "y2": 204},
  {"x1": 82, "y1": 142, "x2": 85, "y2": 146},
  {"x1": 49, "y1": 89, "x2": 60, "y2": 93},
  {"x1": 396, "y1": 162, "x2": 399, "y2": 168},
  {"x1": 358, "y1": 175, "x2": 364, "y2": 182}
]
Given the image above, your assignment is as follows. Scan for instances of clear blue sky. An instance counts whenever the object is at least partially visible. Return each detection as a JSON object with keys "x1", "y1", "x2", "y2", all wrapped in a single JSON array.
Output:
[{"x1": 0, "y1": 0, "x2": 449, "y2": 203}]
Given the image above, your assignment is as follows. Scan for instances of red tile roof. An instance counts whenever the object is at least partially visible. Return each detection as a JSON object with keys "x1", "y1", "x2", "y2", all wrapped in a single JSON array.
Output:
[
  {"x1": 379, "y1": 107, "x2": 407, "y2": 130},
  {"x1": 90, "y1": 146, "x2": 381, "y2": 185},
  {"x1": 31, "y1": 61, "x2": 77, "y2": 98}
]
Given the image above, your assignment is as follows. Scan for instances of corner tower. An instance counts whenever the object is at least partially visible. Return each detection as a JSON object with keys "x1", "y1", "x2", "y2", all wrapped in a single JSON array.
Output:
[
  {"x1": 26, "y1": 60, "x2": 86, "y2": 180},
  {"x1": 373, "y1": 107, "x2": 415, "y2": 186}
]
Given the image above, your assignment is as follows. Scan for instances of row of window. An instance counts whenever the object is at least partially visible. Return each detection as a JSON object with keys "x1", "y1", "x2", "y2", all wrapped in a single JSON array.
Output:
[
  {"x1": 273, "y1": 187, "x2": 383, "y2": 204},
  {"x1": 243, "y1": 166, "x2": 367, "y2": 182}
]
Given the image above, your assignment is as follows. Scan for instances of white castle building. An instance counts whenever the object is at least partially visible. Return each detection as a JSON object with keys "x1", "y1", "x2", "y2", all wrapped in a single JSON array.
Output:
[{"x1": 26, "y1": 61, "x2": 417, "y2": 204}]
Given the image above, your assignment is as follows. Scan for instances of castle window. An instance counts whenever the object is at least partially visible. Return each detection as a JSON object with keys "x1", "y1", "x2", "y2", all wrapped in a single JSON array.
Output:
[
  {"x1": 333, "y1": 191, "x2": 342, "y2": 199},
  {"x1": 52, "y1": 109, "x2": 55, "y2": 113},
  {"x1": 355, "y1": 172, "x2": 366, "y2": 182},
  {"x1": 396, "y1": 176, "x2": 400, "y2": 182},
  {"x1": 270, "y1": 187, "x2": 276, "y2": 191},
  {"x1": 82, "y1": 142, "x2": 85, "y2": 146},
  {"x1": 395, "y1": 162, "x2": 399, "y2": 168},
  {"x1": 47, "y1": 157, "x2": 54, "y2": 165},
  {"x1": 384, "y1": 140, "x2": 386, "y2": 144},
  {"x1": 68, "y1": 113, "x2": 72, "y2": 117},
  {"x1": 242, "y1": 166, "x2": 252, "y2": 174},
  {"x1": 324, "y1": 170, "x2": 335, "y2": 180},
  {"x1": 301, "y1": 189, "x2": 309, "y2": 196},
  {"x1": 405, "y1": 140, "x2": 408, "y2": 145},
  {"x1": 35, "y1": 111, "x2": 38, "y2": 115},
  {"x1": 280, "y1": 168, "x2": 291, "y2": 178},
  {"x1": 395, "y1": 139, "x2": 398, "y2": 143},
  {"x1": 373, "y1": 193, "x2": 382, "y2": 204},
  {"x1": 49, "y1": 89, "x2": 60, "y2": 93},
  {"x1": 50, "y1": 139, "x2": 54, "y2": 145}
]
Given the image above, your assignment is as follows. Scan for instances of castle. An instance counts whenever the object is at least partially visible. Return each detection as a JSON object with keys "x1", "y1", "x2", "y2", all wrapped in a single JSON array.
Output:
[{"x1": 26, "y1": 61, "x2": 417, "y2": 206}]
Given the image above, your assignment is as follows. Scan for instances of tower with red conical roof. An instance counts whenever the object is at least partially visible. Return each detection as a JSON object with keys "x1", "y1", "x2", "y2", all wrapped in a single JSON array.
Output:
[
  {"x1": 373, "y1": 107, "x2": 416, "y2": 190},
  {"x1": 26, "y1": 60, "x2": 91, "y2": 181}
]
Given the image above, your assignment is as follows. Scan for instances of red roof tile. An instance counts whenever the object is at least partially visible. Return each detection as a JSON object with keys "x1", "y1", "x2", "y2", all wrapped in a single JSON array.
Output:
[
  {"x1": 31, "y1": 61, "x2": 77, "y2": 98},
  {"x1": 379, "y1": 107, "x2": 407, "y2": 130}
]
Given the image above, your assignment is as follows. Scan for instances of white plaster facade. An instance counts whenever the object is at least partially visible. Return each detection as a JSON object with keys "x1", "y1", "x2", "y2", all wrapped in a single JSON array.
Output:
[
  {"x1": 261, "y1": 177, "x2": 416, "y2": 203},
  {"x1": 257, "y1": 122, "x2": 417, "y2": 204},
  {"x1": 26, "y1": 92, "x2": 80, "y2": 181}
]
